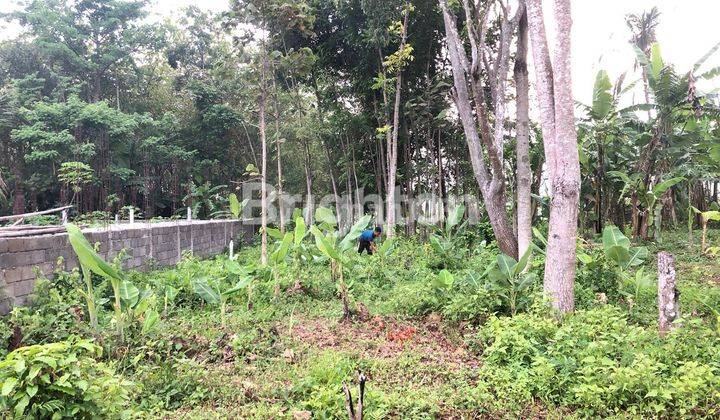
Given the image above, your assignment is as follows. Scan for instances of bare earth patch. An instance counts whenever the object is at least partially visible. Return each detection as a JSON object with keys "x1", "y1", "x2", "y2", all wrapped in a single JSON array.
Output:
[{"x1": 288, "y1": 314, "x2": 480, "y2": 369}]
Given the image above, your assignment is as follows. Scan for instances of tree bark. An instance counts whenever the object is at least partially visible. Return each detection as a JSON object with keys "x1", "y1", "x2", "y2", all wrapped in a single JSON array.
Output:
[
  {"x1": 526, "y1": 0, "x2": 581, "y2": 313},
  {"x1": 385, "y1": 5, "x2": 410, "y2": 239},
  {"x1": 272, "y1": 77, "x2": 285, "y2": 233},
  {"x1": 515, "y1": 8, "x2": 532, "y2": 258},
  {"x1": 303, "y1": 138, "x2": 314, "y2": 226},
  {"x1": 657, "y1": 251, "x2": 679, "y2": 337},
  {"x1": 438, "y1": 0, "x2": 519, "y2": 258},
  {"x1": 259, "y1": 53, "x2": 269, "y2": 265}
]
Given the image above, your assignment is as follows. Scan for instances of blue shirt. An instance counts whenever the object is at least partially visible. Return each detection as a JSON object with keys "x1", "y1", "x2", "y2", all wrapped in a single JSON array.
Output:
[{"x1": 360, "y1": 230, "x2": 376, "y2": 242}]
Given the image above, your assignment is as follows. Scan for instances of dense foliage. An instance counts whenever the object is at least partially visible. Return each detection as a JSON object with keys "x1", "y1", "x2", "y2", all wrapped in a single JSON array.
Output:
[{"x1": 2, "y1": 223, "x2": 720, "y2": 417}]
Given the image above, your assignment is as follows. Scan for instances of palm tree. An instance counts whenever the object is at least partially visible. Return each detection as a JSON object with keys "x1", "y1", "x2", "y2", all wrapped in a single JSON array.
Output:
[{"x1": 626, "y1": 7, "x2": 661, "y2": 111}]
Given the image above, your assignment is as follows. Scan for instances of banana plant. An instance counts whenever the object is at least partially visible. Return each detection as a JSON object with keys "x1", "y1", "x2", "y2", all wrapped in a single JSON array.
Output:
[
  {"x1": 269, "y1": 230, "x2": 293, "y2": 298},
  {"x1": 647, "y1": 177, "x2": 684, "y2": 242},
  {"x1": 151, "y1": 279, "x2": 179, "y2": 317},
  {"x1": 310, "y1": 207, "x2": 372, "y2": 320},
  {"x1": 192, "y1": 263, "x2": 252, "y2": 327},
  {"x1": 288, "y1": 215, "x2": 314, "y2": 290},
  {"x1": 691, "y1": 207, "x2": 720, "y2": 252},
  {"x1": 602, "y1": 225, "x2": 648, "y2": 273},
  {"x1": 265, "y1": 214, "x2": 315, "y2": 295},
  {"x1": 66, "y1": 224, "x2": 146, "y2": 340},
  {"x1": 228, "y1": 193, "x2": 250, "y2": 219},
  {"x1": 431, "y1": 269, "x2": 454, "y2": 292},
  {"x1": 486, "y1": 247, "x2": 536, "y2": 316},
  {"x1": 425, "y1": 204, "x2": 467, "y2": 267}
]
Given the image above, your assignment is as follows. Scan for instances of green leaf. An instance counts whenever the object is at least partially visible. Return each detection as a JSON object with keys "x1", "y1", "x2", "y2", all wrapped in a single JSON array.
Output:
[
  {"x1": 14, "y1": 394, "x2": 29, "y2": 417},
  {"x1": 2, "y1": 377, "x2": 18, "y2": 396},
  {"x1": 497, "y1": 254, "x2": 518, "y2": 280},
  {"x1": 26, "y1": 384, "x2": 38, "y2": 398},
  {"x1": 225, "y1": 259, "x2": 250, "y2": 276},
  {"x1": 266, "y1": 227, "x2": 283, "y2": 240},
  {"x1": 228, "y1": 193, "x2": 241, "y2": 218},
  {"x1": 445, "y1": 204, "x2": 465, "y2": 233},
  {"x1": 118, "y1": 280, "x2": 139, "y2": 307},
  {"x1": 429, "y1": 235, "x2": 445, "y2": 254},
  {"x1": 66, "y1": 224, "x2": 124, "y2": 282},
  {"x1": 513, "y1": 246, "x2": 533, "y2": 277},
  {"x1": 165, "y1": 285, "x2": 179, "y2": 302},
  {"x1": 702, "y1": 210, "x2": 720, "y2": 222},
  {"x1": 488, "y1": 268, "x2": 510, "y2": 286},
  {"x1": 516, "y1": 273, "x2": 537, "y2": 291},
  {"x1": 651, "y1": 177, "x2": 684, "y2": 198},
  {"x1": 192, "y1": 278, "x2": 220, "y2": 305},
  {"x1": 270, "y1": 232, "x2": 293, "y2": 265},
  {"x1": 142, "y1": 310, "x2": 159, "y2": 334},
  {"x1": 310, "y1": 225, "x2": 341, "y2": 261},
  {"x1": 314, "y1": 207, "x2": 337, "y2": 226},
  {"x1": 625, "y1": 246, "x2": 649, "y2": 269},
  {"x1": 607, "y1": 170, "x2": 632, "y2": 185},
  {"x1": 377, "y1": 237, "x2": 395, "y2": 256},
  {"x1": 633, "y1": 45, "x2": 653, "y2": 82},
  {"x1": 223, "y1": 276, "x2": 252, "y2": 296},
  {"x1": 293, "y1": 216, "x2": 307, "y2": 246},
  {"x1": 591, "y1": 70, "x2": 613, "y2": 119},
  {"x1": 578, "y1": 253, "x2": 593, "y2": 264},
  {"x1": 602, "y1": 225, "x2": 630, "y2": 254},
  {"x1": 339, "y1": 215, "x2": 372, "y2": 252},
  {"x1": 532, "y1": 227, "x2": 548, "y2": 247},
  {"x1": 27, "y1": 364, "x2": 42, "y2": 381},
  {"x1": 432, "y1": 269, "x2": 454, "y2": 290},
  {"x1": 650, "y1": 43, "x2": 664, "y2": 81},
  {"x1": 606, "y1": 245, "x2": 631, "y2": 268}
]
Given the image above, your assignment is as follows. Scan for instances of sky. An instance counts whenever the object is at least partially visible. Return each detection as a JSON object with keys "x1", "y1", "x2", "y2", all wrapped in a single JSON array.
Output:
[{"x1": 0, "y1": 0, "x2": 718, "y2": 105}]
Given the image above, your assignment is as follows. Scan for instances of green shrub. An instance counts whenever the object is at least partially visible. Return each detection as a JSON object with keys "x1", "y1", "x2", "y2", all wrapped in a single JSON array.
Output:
[
  {"x1": 0, "y1": 319, "x2": 11, "y2": 359},
  {"x1": 442, "y1": 286, "x2": 500, "y2": 324},
  {"x1": 134, "y1": 358, "x2": 210, "y2": 412},
  {"x1": 470, "y1": 306, "x2": 720, "y2": 417},
  {"x1": 575, "y1": 250, "x2": 621, "y2": 301},
  {"x1": 0, "y1": 337, "x2": 134, "y2": 419}
]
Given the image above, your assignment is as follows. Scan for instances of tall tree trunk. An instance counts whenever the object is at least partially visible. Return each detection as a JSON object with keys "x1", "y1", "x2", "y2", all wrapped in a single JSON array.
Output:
[
  {"x1": 514, "y1": 8, "x2": 532, "y2": 258},
  {"x1": 312, "y1": 82, "x2": 343, "y2": 228},
  {"x1": 259, "y1": 54, "x2": 269, "y2": 265},
  {"x1": 11, "y1": 162, "x2": 25, "y2": 214},
  {"x1": 351, "y1": 140, "x2": 362, "y2": 218},
  {"x1": 303, "y1": 138, "x2": 314, "y2": 226},
  {"x1": 438, "y1": 0, "x2": 519, "y2": 258},
  {"x1": 272, "y1": 77, "x2": 285, "y2": 233},
  {"x1": 526, "y1": 0, "x2": 581, "y2": 313},
  {"x1": 436, "y1": 129, "x2": 446, "y2": 222},
  {"x1": 386, "y1": 6, "x2": 410, "y2": 239}
]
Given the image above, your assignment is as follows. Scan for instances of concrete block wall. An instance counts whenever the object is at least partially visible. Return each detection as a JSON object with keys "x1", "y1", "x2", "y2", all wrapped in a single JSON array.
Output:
[{"x1": 0, "y1": 220, "x2": 255, "y2": 313}]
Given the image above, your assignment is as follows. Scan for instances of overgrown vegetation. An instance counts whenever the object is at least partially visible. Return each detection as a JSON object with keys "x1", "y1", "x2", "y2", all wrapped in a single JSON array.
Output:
[
  {"x1": 2, "y1": 221, "x2": 720, "y2": 417},
  {"x1": 2, "y1": 0, "x2": 720, "y2": 417}
]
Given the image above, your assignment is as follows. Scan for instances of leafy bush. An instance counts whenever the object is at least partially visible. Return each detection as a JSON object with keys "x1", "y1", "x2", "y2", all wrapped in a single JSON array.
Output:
[
  {"x1": 7, "y1": 274, "x2": 86, "y2": 348},
  {"x1": 134, "y1": 358, "x2": 210, "y2": 412},
  {"x1": 0, "y1": 320, "x2": 11, "y2": 359},
  {"x1": 575, "y1": 248, "x2": 621, "y2": 301},
  {"x1": 0, "y1": 337, "x2": 134, "y2": 419},
  {"x1": 470, "y1": 306, "x2": 720, "y2": 417}
]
